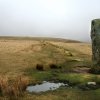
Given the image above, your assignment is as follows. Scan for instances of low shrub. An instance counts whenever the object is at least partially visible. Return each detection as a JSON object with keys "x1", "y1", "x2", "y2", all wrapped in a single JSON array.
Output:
[
  {"x1": 89, "y1": 66, "x2": 100, "y2": 74},
  {"x1": 36, "y1": 64, "x2": 44, "y2": 71},
  {"x1": 49, "y1": 64, "x2": 62, "y2": 69},
  {"x1": 49, "y1": 64, "x2": 58, "y2": 69}
]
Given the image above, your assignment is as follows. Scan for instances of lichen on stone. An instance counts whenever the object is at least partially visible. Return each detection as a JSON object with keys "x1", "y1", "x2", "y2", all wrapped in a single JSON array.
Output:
[{"x1": 91, "y1": 19, "x2": 100, "y2": 66}]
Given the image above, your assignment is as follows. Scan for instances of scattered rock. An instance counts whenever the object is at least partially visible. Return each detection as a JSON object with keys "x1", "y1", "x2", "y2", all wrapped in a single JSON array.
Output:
[
  {"x1": 69, "y1": 59, "x2": 83, "y2": 62},
  {"x1": 87, "y1": 82, "x2": 96, "y2": 85},
  {"x1": 79, "y1": 82, "x2": 98, "y2": 91}
]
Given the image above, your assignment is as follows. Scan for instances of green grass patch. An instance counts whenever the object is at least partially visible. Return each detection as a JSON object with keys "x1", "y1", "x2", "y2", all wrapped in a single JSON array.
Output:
[
  {"x1": 57, "y1": 73, "x2": 100, "y2": 85},
  {"x1": 25, "y1": 67, "x2": 100, "y2": 86}
]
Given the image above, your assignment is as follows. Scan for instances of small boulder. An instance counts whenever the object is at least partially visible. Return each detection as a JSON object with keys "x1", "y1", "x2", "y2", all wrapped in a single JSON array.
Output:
[{"x1": 87, "y1": 82, "x2": 96, "y2": 85}]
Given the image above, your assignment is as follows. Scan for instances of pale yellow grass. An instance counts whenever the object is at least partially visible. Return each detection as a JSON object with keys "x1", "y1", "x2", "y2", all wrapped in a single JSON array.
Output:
[
  {"x1": 0, "y1": 39, "x2": 92, "y2": 78},
  {"x1": 0, "y1": 40, "x2": 40, "y2": 77},
  {"x1": 49, "y1": 41, "x2": 92, "y2": 56},
  {"x1": 0, "y1": 40, "x2": 39, "y2": 53}
]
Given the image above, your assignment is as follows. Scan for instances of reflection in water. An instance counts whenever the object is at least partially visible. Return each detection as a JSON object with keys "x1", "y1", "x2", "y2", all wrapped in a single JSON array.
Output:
[{"x1": 26, "y1": 81, "x2": 68, "y2": 93}]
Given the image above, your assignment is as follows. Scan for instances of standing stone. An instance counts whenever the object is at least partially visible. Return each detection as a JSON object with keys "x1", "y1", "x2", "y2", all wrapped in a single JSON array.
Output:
[{"x1": 91, "y1": 19, "x2": 100, "y2": 66}]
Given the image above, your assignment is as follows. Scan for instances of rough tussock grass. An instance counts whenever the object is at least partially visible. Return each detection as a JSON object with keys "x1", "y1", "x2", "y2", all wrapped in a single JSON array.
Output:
[{"x1": 0, "y1": 76, "x2": 29, "y2": 99}]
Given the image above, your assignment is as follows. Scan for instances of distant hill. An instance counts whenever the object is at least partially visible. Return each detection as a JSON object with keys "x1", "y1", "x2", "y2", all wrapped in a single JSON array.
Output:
[{"x1": 0, "y1": 36, "x2": 81, "y2": 43}]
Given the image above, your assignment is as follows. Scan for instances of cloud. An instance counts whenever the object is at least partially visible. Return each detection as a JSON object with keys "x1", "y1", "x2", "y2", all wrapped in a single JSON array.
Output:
[{"x1": 0, "y1": 0, "x2": 100, "y2": 42}]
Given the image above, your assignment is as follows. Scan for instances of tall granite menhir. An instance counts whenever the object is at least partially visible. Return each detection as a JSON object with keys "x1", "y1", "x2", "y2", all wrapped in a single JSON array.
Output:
[{"x1": 91, "y1": 19, "x2": 100, "y2": 66}]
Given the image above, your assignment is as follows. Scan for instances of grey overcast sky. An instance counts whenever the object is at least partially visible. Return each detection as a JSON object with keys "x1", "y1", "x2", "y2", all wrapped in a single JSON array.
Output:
[{"x1": 0, "y1": 0, "x2": 100, "y2": 42}]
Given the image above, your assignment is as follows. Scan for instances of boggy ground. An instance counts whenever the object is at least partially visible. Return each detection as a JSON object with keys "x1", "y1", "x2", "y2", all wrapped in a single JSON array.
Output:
[{"x1": 0, "y1": 37, "x2": 100, "y2": 100}]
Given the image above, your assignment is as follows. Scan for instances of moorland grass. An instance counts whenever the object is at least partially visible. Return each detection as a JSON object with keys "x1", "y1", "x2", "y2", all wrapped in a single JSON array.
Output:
[{"x1": 0, "y1": 37, "x2": 99, "y2": 100}]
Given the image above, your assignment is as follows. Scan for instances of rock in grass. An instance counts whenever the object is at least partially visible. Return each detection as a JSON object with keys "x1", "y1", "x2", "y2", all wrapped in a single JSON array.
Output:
[{"x1": 87, "y1": 82, "x2": 96, "y2": 85}]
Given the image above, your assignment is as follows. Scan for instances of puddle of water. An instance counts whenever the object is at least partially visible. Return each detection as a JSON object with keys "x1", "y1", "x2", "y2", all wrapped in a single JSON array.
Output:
[{"x1": 26, "y1": 81, "x2": 68, "y2": 93}]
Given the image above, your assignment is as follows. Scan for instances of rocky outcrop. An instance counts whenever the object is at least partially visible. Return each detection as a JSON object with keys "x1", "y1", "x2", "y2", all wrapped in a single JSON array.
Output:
[{"x1": 91, "y1": 19, "x2": 100, "y2": 66}]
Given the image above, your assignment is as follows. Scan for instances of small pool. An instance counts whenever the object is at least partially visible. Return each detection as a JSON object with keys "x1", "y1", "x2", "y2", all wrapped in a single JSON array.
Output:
[{"x1": 26, "y1": 81, "x2": 68, "y2": 93}]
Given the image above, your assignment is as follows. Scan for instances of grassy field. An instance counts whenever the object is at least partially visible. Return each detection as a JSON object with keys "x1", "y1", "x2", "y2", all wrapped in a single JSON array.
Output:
[{"x1": 0, "y1": 37, "x2": 100, "y2": 100}]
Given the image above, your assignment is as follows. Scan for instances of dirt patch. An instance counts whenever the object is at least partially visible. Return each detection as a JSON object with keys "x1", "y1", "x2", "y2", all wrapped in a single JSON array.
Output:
[{"x1": 72, "y1": 67, "x2": 90, "y2": 73}]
